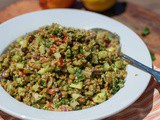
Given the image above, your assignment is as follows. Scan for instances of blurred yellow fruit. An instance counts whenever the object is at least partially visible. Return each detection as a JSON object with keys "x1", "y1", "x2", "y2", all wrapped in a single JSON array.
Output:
[
  {"x1": 39, "y1": 0, "x2": 75, "y2": 9},
  {"x1": 82, "y1": 0, "x2": 116, "y2": 12}
]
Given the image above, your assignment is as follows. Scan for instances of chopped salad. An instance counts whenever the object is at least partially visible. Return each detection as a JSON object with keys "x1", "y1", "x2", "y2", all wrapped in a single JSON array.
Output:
[{"x1": 0, "y1": 24, "x2": 127, "y2": 111}]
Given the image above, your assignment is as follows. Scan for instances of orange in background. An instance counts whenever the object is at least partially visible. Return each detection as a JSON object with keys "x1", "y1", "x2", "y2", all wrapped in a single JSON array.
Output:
[{"x1": 39, "y1": 0, "x2": 75, "y2": 9}]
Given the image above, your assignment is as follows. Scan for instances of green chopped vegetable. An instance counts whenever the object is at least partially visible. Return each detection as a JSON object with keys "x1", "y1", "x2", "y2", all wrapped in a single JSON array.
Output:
[
  {"x1": 54, "y1": 53, "x2": 61, "y2": 59},
  {"x1": 16, "y1": 63, "x2": 24, "y2": 69},
  {"x1": 16, "y1": 78, "x2": 23, "y2": 86},
  {"x1": 92, "y1": 53, "x2": 98, "y2": 64},
  {"x1": 66, "y1": 49, "x2": 72, "y2": 57},
  {"x1": 98, "y1": 51, "x2": 107, "y2": 59},
  {"x1": 45, "y1": 42, "x2": 52, "y2": 48},
  {"x1": 70, "y1": 82, "x2": 83, "y2": 89},
  {"x1": 71, "y1": 93, "x2": 80, "y2": 100},
  {"x1": 103, "y1": 62, "x2": 110, "y2": 71},
  {"x1": 93, "y1": 91, "x2": 107, "y2": 103},
  {"x1": 32, "y1": 84, "x2": 39, "y2": 92},
  {"x1": 85, "y1": 91, "x2": 93, "y2": 96},
  {"x1": 7, "y1": 84, "x2": 15, "y2": 92},
  {"x1": 67, "y1": 66, "x2": 76, "y2": 74},
  {"x1": 12, "y1": 55, "x2": 21, "y2": 62},
  {"x1": 115, "y1": 60, "x2": 125, "y2": 69},
  {"x1": 141, "y1": 26, "x2": 150, "y2": 36},
  {"x1": 18, "y1": 87, "x2": 26, "y2": 97},
  {"x1": 32, "y1": 93, "x2": 43, "y2": 102},
  {"x1": 149, "y1": 50, "x2": 155, "y2": 61},
  {"x1": 38, "y1": 68, "x2": 47, "y2": 74}
]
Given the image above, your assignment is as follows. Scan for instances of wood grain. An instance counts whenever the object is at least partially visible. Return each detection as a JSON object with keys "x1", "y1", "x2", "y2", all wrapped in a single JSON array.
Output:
[
  {"x1": 113, "y1": 2, "x2": 160, "y2": 54},
  {"x1": 0, "y1": 0, "x2": 41, "y2": 23}
]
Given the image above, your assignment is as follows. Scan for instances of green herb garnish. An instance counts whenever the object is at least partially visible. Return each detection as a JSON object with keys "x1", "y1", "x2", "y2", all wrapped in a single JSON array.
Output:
[
  {"x1": 149, "y1": 50, "x2": 155, "y2": 61},
  {"x1": 141, "y1": 26, "x2": 150, "y2": 36}
]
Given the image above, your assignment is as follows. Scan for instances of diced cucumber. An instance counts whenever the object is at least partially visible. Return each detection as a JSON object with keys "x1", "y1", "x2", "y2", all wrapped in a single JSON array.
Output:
[
  {"x1": 16, "y1": 37, "x2": 23, "y2": 43},
  {"x1": 39, "y1": 45, "x2": 45, "y2": 55},
  {"x1": 70, "y1": 82, "x2": 83, "y2": 89},
  {"x1": 16, "y1": 63, "x2": 24, "y2": 69},
  {"x1": 71, "y1": 93, "x2": 80, "y2": 100},
  {"x1": 67, "y1": 66, "x2": 76, "y2": 74},
  {"x1": 98, "y1": 51, "x2": 107, "y2": 59},
  {"x1": 38, "y1": 68, "x2": 46, "y2": 74},
  {"x1": 32, "y1": 93, "x2": 43, "y2": 102},
  {"x1": 18, "y1": 87, "x2": 26, "y2": 97},
  {"x1": 115, "y1": 60, "x2": 125, "y2": 69},
  {"x1": 103, "y1": 62, "x2": 110, "y2": 71},
  {"x1": 54, "y1": 53, "x2": 61, "y2": 59},
  {"x1": 93, "y1": 91, "x2": 107, "y2": 103},
  {"x1": 20, "y1": 40, "x2": 28, "y2": 48},
  {"x1": 92, "y1": 53, "x2": 98, "y2": 64},
  {"x1": 85, "y1": 91, "x2": 93, "y2": 96},
  {"x1": 7, "y1": 84, "x2": 15, "y2": 92},
  {"x1": 12, "y1": 55, "x2": 21, "y2": 62},
  {"x1": 66, "y1": 49, "x2": 72, "y2": 57},
  {"x1": 16, "y1": 78, "x2": 23, "y2": 86},
  {"x1": 55, "y1": 66, "x2": 60, "y2": 72},
  {"x1": 38, "y1": 67, "x2": 52, "y2": 74},
  {"x1": 82, "y1": 68, "x2": 92, "y2": 79},
  {"x1": 70, "y1": 101, "x2": 79, "y2": 108},
  {"x1": 108, "y1": 47, "x2": 115, "y2": 52},
  {"x1": 84, "y1": 52, "x2": 90, "y2": 57},
  {"x1": 32, "y1": 84, "x2": 39, "y2": 92}
]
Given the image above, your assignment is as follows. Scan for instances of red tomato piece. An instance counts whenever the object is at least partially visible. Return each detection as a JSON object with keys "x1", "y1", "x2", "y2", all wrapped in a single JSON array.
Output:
[
  {"x1": 31, "y1": 40, "x2": 36, "y2": 45},
  {"x1": 20, "y1": 70, "x2": 26, "y2": 76},
  {"x1": 63, "y1": 36, "x2": 67, "y2": 42},
  {"x1": 59, "y1": 58, "x2": 64, "y2": 66},
  {"x1": 48, "y1": 89, "x2": 56, "y2": 95}
]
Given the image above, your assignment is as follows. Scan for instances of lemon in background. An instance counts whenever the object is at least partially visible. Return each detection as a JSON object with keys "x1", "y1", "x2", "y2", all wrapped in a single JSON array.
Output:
[{"x1": 82, "y1": 0, "x2": 116, "y2": 12}]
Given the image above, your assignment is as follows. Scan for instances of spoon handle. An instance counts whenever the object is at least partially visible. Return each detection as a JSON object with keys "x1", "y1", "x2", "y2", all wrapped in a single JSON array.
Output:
[{"x1": 122, "y1": 54, "x2": 160, "y2": 82}]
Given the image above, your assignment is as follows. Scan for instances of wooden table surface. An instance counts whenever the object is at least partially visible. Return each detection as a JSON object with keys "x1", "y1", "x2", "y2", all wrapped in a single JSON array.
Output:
[{"x1": 0, "y1": 0, "x2": 160, "y2": 119}]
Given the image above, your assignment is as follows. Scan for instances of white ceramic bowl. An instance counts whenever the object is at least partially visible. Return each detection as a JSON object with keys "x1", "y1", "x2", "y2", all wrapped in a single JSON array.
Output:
[{"x1": 0, "y1": 9, "x2": 152, "y2": 120}]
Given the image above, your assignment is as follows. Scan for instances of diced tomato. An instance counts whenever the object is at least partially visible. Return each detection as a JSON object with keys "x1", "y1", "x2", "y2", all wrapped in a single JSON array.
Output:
[
  {"x1": 49, "y1": 101, "x2": 53, "y2": 106},
  {"x1": 50, "y1": 45, "x2": 56, "y2": 53},
  {"x1": 48, "y1": 101, "x2": 54, "y2": 110},
  {"x1": 55, "y1": 39, "x2": 59, "y2": 43},
  {"x1": 48, "y1": 89, "x2": 56, "y2": 95},
  {"x1": 49, "y1": 101, "x2": 53, "y2": 105},
  {"x1": 31, "y1": 40, "x2": 36, "y2": 45},
  {"x1": 50, "y1": 45, "x2": 55, "y2": 50},
  {"x1": 20, "y1": 70, "x2": 26, "y2": 76},
  {"x1": 108, "y1": 59, "x2": 112, "y2": 64},
  {"x1": 93, "y1": 70, "x2": 99, "y2": 75},
  {"x1": 104, "y1": 40, "x2": 110, "y2": 47},
  {"x1": 79, "y1": 54, "x2": 85, "y2": 57},
  {"x1": 59, "y1": 58, "x2": 64, "y2": 66},
  {"x1": 95, "y1": 45, "x2": 99, "y2": 49},
  {"x1": 41, "y1": 57, "x2": 46, "y2": 62},
  {"x1": 52, "y1": 35, "x2": 57, "y2": 38},
  {"x1": 63, "y1": 36, "x2": 67, "y2": 42}
]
